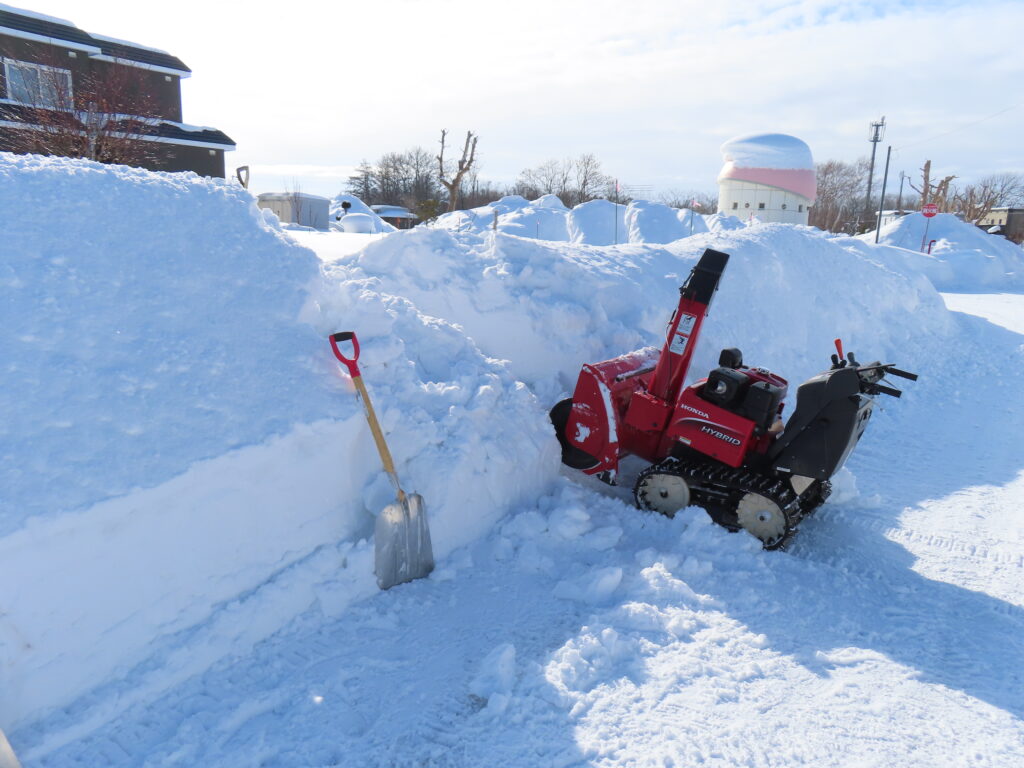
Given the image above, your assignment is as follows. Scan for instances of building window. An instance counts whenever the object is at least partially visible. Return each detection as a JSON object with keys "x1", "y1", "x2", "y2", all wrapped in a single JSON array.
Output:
[
  {"x1": 732, "y1": 202, "x2": 738, "y2": 210},
  {"x1": 758, "y1": 203, "x2": 765, "y2": 209},
  {"x1": 744, "y1": 203, "x2": 750, "y2": 209},
  {"x1": 68, "y1": 51, "x2": 77, "y2": 58},
  {"x1": 781, "y1": 204, "x2": 787, "y2": 210},
  {"x1": 208, "y1": 149, "x2": 216, "y2": 155},
  {"x1": 798, "y1": 204, "x2": 804, "y2": 212},
  {"x1": 165, "y1": 75, "x2": 172, "y2": 82},
  {"x1": 3, "y1": 59, "x2": 72, "y2": 108}
]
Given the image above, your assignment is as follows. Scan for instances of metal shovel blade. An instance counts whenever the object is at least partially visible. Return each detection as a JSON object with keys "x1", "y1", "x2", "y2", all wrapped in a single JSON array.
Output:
[{"x1": 374, "y1": 492, "x2": 434, "y2": 590}]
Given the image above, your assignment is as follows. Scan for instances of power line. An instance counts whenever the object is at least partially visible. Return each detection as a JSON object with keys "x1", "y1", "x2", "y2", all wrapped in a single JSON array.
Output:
[{"x1": 896, "y1": 102, "x2": 1023, "y2": 151}]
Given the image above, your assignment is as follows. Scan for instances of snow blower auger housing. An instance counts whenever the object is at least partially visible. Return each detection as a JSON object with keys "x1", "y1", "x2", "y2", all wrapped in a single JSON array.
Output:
[{"x1": 550, "y1": 248, "x2": 918, "y2": 549}]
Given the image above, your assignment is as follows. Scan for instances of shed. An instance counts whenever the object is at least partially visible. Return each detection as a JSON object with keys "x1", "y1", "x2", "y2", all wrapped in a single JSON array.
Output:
[
  {"x1": 257, "y1": 192, "x2": 330, "y2": 230},
  {"x1": 370, "y1": 204, "x2": 419, "y2": 230}
]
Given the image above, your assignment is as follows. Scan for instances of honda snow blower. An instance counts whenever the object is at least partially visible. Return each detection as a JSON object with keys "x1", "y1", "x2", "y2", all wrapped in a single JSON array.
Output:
[{"x1": 550, "y1": 249, "x2": 917, "y2": 549}]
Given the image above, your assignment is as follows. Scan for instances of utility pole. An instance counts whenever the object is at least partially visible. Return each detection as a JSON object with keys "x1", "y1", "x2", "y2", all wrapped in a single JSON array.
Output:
[
  {"x1": 895, "y1": 170, "x2": 907, "y2": 212},
  {"x1": 862, "y1": 116, "x2": 886, "y2": 231},
  {"x1": 874, "y1": 145, "x2": 892, "y2": 244}
]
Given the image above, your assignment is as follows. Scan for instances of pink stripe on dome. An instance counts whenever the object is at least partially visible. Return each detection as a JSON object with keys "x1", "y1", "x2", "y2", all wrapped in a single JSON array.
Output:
[{"x1": 717, "y1": 165, "x2": 817, "y2": 201}]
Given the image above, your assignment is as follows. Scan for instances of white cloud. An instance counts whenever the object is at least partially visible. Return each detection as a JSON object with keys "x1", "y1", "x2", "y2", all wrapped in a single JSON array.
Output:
[{"x1": 24, "y1": 0, "x2": 1024, "y2": 194}]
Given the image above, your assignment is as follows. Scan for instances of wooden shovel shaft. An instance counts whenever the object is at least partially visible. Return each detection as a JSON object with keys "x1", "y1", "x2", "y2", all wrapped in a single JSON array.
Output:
[{"x1": 351, "y1": 374, "x2": 407, "y2": 504}]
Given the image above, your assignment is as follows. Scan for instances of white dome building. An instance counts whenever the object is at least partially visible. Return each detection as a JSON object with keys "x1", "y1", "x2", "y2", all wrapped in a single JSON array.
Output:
[{"x1": 717, "y1": 133, "x2": 816, "y2": 225}]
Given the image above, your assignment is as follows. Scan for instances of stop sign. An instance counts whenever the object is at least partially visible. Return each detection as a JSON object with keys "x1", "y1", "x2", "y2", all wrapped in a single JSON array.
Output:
[{"x1": 922, "y1": 203, "x2": 939, "y2": 218}]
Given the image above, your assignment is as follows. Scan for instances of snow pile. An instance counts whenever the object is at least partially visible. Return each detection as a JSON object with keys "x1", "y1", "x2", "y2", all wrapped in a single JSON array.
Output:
[
  {"x1": 7, "y1": 151, "x2": 1024, "y2": 757},
  {"x1": 705, "y1": 211, "x2": 748, "y2": 231},
  {"x1": 860, "y1": 212, "x2": 1024, "y2": 290},
  {"x1": 330, "y1": 193, "x2": 395, "y2": 233},
  {"x1": 433, "y1": 195, "x2": 707, "y2": 246},
  {"x1": 0, "y1": 154, "x2": 556, "y2": 729},
  {"x1": 624, "y1": 199, "x2": 709, "y2": 243},
  {"x1": 349, "y1": 223, "x2": 953, "y2": 404}
]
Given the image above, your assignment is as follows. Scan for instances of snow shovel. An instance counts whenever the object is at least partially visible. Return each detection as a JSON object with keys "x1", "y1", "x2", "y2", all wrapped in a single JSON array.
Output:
[{"x1": 329, "y1": 331, "x2": 434, "y2": 590}]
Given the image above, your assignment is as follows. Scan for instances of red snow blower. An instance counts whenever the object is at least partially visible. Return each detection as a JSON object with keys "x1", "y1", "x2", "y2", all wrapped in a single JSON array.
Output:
[{"x1": 550, "y1": 249, "x2": 918, "y2": 548}]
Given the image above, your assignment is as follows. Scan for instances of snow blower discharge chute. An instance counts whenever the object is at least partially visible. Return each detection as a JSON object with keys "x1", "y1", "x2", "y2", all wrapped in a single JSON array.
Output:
[{"x1": 550, "y1": 249, "x2": 918, "y2": 549}]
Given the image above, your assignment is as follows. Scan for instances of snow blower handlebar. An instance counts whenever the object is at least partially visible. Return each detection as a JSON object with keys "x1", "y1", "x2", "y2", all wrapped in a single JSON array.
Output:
[
  {"x1": 856, "y1": 362, "x2": 918, "y2": 398},
  {"x1": 830, "y1": 339, "x2": 917, "y2": 397}
]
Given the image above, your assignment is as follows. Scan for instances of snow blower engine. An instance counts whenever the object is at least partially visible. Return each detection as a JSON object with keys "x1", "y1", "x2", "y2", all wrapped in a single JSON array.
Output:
[{"x1": 550, "y1": 248, "x2": 918, "y2": 548}]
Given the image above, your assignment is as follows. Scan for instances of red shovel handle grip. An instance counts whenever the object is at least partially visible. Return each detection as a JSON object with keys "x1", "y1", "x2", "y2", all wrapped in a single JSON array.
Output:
[{"x1": 330, "y1": 331, "x2": 361, "y2": 377}]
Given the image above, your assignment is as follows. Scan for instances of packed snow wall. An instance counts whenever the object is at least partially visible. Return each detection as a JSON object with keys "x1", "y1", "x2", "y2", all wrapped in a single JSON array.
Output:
[{"x1": 0, "y1": 155, "x2": 557, "y2": 729}]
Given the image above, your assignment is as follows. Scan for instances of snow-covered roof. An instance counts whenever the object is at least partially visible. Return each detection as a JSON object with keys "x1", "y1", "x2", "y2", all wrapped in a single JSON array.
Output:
[
  {"x1": 371, "y1": 205, "x2": 418, "y2": 219},
  {"x1": 258, "y1": 192, "x2": 330, "y2": 203},
  {"x1": 718, "y1": 133, "x2": 816, "y2": 201}
]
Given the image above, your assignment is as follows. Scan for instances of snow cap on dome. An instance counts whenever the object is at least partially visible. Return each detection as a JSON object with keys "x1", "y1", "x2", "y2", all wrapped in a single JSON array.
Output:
[{"x1": 718, "y1": 133, "x2": 816, "y2": 201}]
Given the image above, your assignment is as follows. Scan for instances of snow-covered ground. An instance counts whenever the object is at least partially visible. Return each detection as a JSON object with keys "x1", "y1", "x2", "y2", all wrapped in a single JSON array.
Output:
[
  {"x1": 941, "y1": 292, "x2": 1024, "y2": 335},
  {"x1": 3, "y1": 155, "x2": 1024, "y2": 766}
]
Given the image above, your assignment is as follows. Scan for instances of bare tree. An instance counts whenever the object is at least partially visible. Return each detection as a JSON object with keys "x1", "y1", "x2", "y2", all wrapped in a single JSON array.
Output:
[
  {"x1": 515, "y1": 159, "x2": 572, "y2": 201},
  {"x1": 808, "y1": 158, "x2": 870, "y2": 233},
  {"x1": 459, "y1": 169, "x2": 506, "y2": 210},
  {"x1": 513, "y1": 154, "x2": 614, "y2": 206},
  {"x1": 909, "y1": 160, "x2": 956, "y2": 212},
  {"x1": 344, "y1": 147, "x2": 445, "y2": 218},
  {"x1": 1, "y1": 49, "x2": 163, "y2": 167},
  {"x1": 657, "y1": 189, "x2": 718, "y2": 212},
  {"x1": 286, "y1": 181, "x2": 308, "y2": 226},
  {"x1": 346, "y1": 160, "x2": 378, "y2": 202},
  {"x1": 952, "y1": 172, "x2": 1024, "y2": 223},
  {"x1": 437, "y1": 129, "x2": 479, "y2": 212},
  {"x1": 572, "y1": 153, "x2": 614, "y2": 206}
]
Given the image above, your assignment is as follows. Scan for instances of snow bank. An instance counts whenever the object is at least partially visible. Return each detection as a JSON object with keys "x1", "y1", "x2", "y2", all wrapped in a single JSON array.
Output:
[
  {"x1": 434, "y1": 195, "x2": 707, "y2": 246},
  {"x1": 349, "y1": 223, "x2": 953, "y2": 406},
  {"x1": 626, "y1": 199, "x2": 702, "y2": 243},
  {"x1": 330, "y1": 193, "x2": 395, "y2": 233},
  {"x1": 0, "y1": 154, "x2": 556, "y2": 729},
  {"x1": 861, "y1": 212, "x2": 1024, "y2": 290},
  {"x1": 3, "y1": 152, "x2": 1001, "y2": 737},
  {"x1": 706, "y1": 212, "x2": 747, "y2": 231},
  {"x1": 1, "y1": 155, "x2": 332, "y2": 533}
]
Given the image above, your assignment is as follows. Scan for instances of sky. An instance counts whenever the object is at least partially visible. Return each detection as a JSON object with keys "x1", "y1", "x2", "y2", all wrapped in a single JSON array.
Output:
[{"x1": 8, "y1": 0, "x2": 1024, "y2": 201}]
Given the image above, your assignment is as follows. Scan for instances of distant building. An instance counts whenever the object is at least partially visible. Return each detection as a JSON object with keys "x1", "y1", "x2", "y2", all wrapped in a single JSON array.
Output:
[
  {"x1": 371, "y1": 204, "x2": 418, "y2": 230},
  {"x1": 717, "y1": 133, "x2": 816, "y2": 225},
  {"x1": 976, "y1": 207, "x2": 1024, "y2": 244},
  {"x1": 879, "y1": 210, "x2": 912, "y2": 228},
  {"x1": 0, "y1": 5, "x2": 234, "y2": 176},
  {"x1": 257, "y1": 192, "x2": 330, "y2": 230}
]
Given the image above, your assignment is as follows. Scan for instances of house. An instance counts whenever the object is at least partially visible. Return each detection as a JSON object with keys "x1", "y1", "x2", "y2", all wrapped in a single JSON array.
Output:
[
  {"x1": 976, "y1": 207, "x2": 1024, "y2": 244},
  {"x1": 370, "y1": 204, "x2": 419, "y2": 230},
  {"x1": 0, "y1": 4, "x2": 234, "y2": 176},
  {"x1": 716, "y1": 133, "x2": 816, "y2": 225}
]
